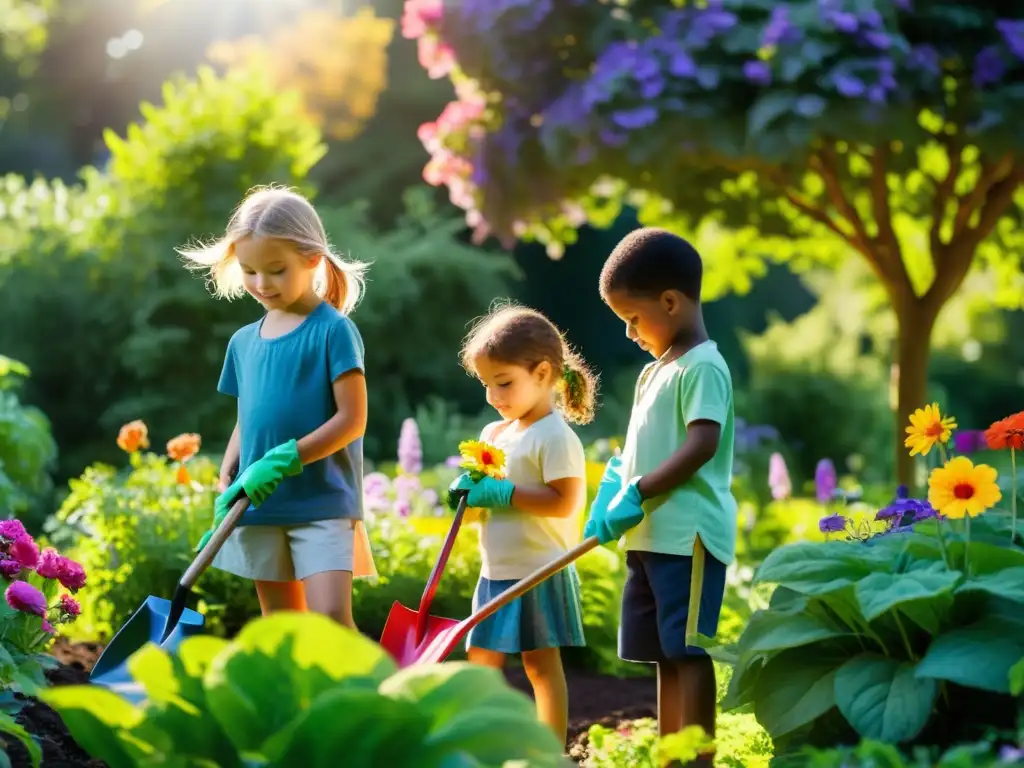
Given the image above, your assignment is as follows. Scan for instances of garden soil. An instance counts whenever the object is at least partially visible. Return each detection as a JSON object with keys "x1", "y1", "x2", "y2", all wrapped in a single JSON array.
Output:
[{"x1": 5, "y1": 640, "x2": 656, "y2": 766}]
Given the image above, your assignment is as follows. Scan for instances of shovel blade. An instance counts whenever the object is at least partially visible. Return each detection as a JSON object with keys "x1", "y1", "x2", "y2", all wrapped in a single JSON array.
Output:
[
  {"x1": 89, "y1": 595, "x2": 205, "y2": 704},
  {"x1": 379, "y1": 600, "x2": 460, "y2": 667}
]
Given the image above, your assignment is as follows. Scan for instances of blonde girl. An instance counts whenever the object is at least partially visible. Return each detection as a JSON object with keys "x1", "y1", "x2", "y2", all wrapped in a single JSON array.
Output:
[
  {"x1": 449, "y1": 304, "x2": 598, "y2": 747},
  {"x1": 181, "y1": 185, "x2": 375, "y2": 627}
]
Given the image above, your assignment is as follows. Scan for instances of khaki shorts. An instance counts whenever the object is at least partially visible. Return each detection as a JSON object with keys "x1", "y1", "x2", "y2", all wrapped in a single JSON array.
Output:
[{"x1": 213, "y1": 518, "x2": 376, "y2": 582}]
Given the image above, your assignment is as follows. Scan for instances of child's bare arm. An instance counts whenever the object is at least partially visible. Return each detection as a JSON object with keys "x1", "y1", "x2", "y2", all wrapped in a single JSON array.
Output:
[
  {"x1": 636, "y1": 420, "x2": 721, "y2": 500},
  {"x1": 511, "y1": 476, "x2": 585, "y2": 519},
  {"x1": 296, "y1": 370, "x2": 368, "y2": 465},
  {"x1": 219, "y1": 421, "x2": 241, "y2": 491}
]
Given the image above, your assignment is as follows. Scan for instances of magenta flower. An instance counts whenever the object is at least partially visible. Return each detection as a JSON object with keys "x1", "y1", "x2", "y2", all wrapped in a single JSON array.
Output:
[
  {"x1": 59, "y1": 594, "x2": 81, "y2": 618},
  {"x1": 394, "y1": 500, "x2": 412, "y2": 518},
  {"x1": 8, "y1": 535, "x2": 39, "y2": 570},
  {"x1": 954, "y1": 429, "x2": 986, "y2": 455},
  {"x1": 768, "y1": 452, "x2": 792, "y2": 500},
  {"x1": 0, "y1": 559, "x2": 20, "y2": 579},
  {"x1": 815, "y1": 459, "x2": 838, "y2": 503},
  {"x1": 0, "y1": 519, "x2": 27, "y2": 541},
  {"x1": 41, "y1": 619, "x2": 54, "y2": 634},
  {"x1": 57, "y1": 558, "x2": 87, "y2": 592},
  {"x1": 36, "y1": 548, "x2": 62, "y2": 580},
  {"x1": 5, "y1": 581, "x2": 47, "y2": 616}
]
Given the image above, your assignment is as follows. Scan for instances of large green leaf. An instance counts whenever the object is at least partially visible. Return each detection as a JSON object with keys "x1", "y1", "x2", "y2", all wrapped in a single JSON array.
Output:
[
  {"x1": 955, "y1": 567, "x2": 1024, "y2": 604},
  {"x1": 1010, "y1": 658, "x2": 1024, "y2": 696},
  {"x1": 0, "y1": 711, "x2": 40, "y2": 768},
  {"x1": 40, "y1": 686, "x2": 150, "y2": 768},
  {"x1": 915, "y1": 617, "x2": 1024, "y2": 693},
  {"x1": 854, "y1": 563, "x2": 961, "y2": 623},
  {"x1": 204, "y1": 613, "x2": 396, "y2": 752},
  {"x1": 752, "y1": 648, "x2": 843, "y2": 737},
  {"x1": 944, "y1": 541, "x2": 1024, "y2": 575},
  {"x1": 755, "y1": 541, "x2": 888, "y2": 595},
  {"x1": 833, "y1": 655, "x2": 936, "y2": 742},
  {"x1": 738, "y1": 609, "x2": 848, "y2": 656}
]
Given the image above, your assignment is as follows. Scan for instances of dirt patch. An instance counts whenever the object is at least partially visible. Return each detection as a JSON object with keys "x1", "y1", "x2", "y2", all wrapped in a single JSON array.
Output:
[{"x1": 7, "y1": 642, "x2": 654, "y2": 766}]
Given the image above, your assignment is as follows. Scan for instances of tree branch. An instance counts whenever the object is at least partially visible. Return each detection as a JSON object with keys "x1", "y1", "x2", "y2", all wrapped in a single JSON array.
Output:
[
  {"x1": 929, "y1": 135, "x2": 962, "y2": 260},
  {"x1": 925, "y1": 161, "x2": 1024, "y2": 315},
  {"x1": 951, "y1": 151, "x2": 1013, "y2": 239},
  {"x1": 869, "y1": 144, "x2": 901, "y2": 262}
]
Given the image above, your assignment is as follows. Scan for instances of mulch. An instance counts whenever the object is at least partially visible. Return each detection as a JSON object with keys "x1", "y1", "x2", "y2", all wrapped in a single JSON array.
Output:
[{"x1": 3, "y1": 641, "x2": 655, "y2": 766}]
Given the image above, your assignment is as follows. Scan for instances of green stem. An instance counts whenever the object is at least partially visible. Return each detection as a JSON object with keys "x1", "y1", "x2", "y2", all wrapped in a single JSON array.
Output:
[
  {"x1": 856, "y1": 617, "x2": 890, "y2": 656},
  {"x1": 935, "y1": 518, "x2": 950, "y2": 569},
  {"x1": 891, "y1": 611, "x2": 917, "y2": 661},
  {"x1": 1011, "y1": 448, "x2": 1018, "y2": 544},
  {"x1": 964, "y1": 515, "x2": 972, "y2": 578},
  {"x1": 938, "y1": 442, "x2": 948, "y2": 465}
]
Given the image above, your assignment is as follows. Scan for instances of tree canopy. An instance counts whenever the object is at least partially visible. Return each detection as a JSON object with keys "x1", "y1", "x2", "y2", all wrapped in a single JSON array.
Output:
[{"x1": 405, "y1": 0, "x2": 1024, "y2": 481}]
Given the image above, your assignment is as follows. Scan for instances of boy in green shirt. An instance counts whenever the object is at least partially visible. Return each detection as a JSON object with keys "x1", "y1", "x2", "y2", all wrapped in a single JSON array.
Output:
[{"x1": 584, "y1": 228, "x2": 737, "y2": 763}]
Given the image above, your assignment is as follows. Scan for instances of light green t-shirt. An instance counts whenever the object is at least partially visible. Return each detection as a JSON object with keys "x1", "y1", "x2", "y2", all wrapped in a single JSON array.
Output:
[{"x1": 619, "y1": 340, "x2": 738, "y2": 566}]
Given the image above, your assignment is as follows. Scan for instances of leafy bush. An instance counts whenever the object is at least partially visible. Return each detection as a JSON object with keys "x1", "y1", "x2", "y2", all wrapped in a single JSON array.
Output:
[
  {"x1": 0, "y1": 356, "x2": 56, "y2": 532},
  {"x1": 583, "y1": 718, "x2": 772, "y2": 768},
  {"x1": 42, "y1": 612, "x2": 571, "y2": 767},
  {"x1": 715, "y1": 509, "x2": 1024, "y2": 756}
]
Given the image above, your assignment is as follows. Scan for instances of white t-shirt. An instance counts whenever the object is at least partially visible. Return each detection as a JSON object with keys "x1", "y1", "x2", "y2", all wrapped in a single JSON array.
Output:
[{"x1": 478, "y1": 412, "x2": 586, "y2": 580}]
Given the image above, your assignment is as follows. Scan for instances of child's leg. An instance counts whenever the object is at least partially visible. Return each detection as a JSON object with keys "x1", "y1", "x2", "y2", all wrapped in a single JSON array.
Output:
[
  {"x1": 657, "y1": 657, "x2": 717, "y2": 739},
  {"x1": 254, "y1": 580, "x2": 307, "y2": 615},
  {"x1": 467, "y1": 646, "x2": 506, "y2": 668},
  {"x1": 292, "y1": 519, "x2": 357, "y2": 629},
  {"x1": 302, "y1": 569, "x2": 355, "y2": 628},
  {"x1": 521, "y1": 647, "x2": 569, "y2": 746}
]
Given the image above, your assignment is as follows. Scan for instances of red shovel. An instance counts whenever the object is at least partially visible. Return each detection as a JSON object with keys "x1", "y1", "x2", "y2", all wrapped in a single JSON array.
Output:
[
  {"x1": 379, "y1": 493, "x2": 469, "y2": 665},
  {"x1": 403, "y1": 535, "x2": 601, "y2": 666}
]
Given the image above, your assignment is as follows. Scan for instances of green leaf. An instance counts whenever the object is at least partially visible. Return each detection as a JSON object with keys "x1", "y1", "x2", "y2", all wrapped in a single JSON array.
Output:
[
  {"x1": 915, "y1": 617, "x2": 1024, "y2": 693},
  {"x1": 204, "y1": 613, "x2": 395, "y2": 752},
  {"x1": 955, "y1": 567, "x2": 1024, "y2": 603},
  {"x1": 39, "y1": 686, "x2": 150, "y2": 768},
  {"x1": 752, "y1": 649, "x2": 842, "y2": 737},
  {"x1": 854, "y1": 564, "x2": 961, "y2": 623},
  {"x1": 0, "y1": 711, "x2": 40, "y2": 768},
  {"x1": 748, "y1": 93, "x2": 796, "y2": 136},
  {"x1": 833, "y1": 655, "x2": 936, "y2": 742},
  {"x1": 738, "y1": 609, "x2": 847, "y2": 656},
  {"x1": 1010, "y1": 658, "x2": 1024, "y2": 696},
  {"x1": 755, "y1": 541, "x2": 888, "y2": 595},
  {"x1": 945, "y1": 540, "x2": 1024, "y2": 574}
]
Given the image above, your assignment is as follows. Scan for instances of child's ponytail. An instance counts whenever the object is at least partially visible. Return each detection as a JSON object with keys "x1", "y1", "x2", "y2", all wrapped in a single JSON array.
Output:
[{"x1": 556, "y1": 348, "x2": 598, "y2": 426}]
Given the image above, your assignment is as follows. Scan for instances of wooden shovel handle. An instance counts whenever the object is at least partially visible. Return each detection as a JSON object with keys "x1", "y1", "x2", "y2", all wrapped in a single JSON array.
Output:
[{"x1": 181, "y1": 494, "x2": 250, "y2": 590}]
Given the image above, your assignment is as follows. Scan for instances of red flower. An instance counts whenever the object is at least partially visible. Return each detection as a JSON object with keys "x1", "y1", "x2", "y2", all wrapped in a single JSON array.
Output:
[{"x1": 985, "y1": 412, "x2": 1024, "y2": 451}]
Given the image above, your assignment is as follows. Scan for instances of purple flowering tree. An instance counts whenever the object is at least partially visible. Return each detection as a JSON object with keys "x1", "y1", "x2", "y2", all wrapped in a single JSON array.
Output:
[{"x1": 404, "y1": 0, "x2": 1024, "y2": 483}]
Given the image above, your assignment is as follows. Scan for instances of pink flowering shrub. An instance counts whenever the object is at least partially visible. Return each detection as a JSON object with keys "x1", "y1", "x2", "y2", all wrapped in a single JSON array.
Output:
[{"x1": 0, "y1": 517, "x2": 86, "y2": 700}]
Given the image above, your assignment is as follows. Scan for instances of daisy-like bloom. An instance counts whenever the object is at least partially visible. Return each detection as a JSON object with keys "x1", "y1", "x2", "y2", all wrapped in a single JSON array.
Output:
[
  {"x1": 116, "y1": 419, "x2": 150, "y2": 453},
  {"x1": 984, "y1": 411, "x2": 1024, "y2": 451},
  {"x1": 928, "y1": 456, "x2": 1001, "y2": 519},
  {"x1": 905, "y1": 403, "x2": 957, "y2": 457},
  {"x1": 457, "y1": 440, "x2": 507, "y2": 480},
  {"x1": 167, "y1": 433, "x2": 201, "y2": 462}
]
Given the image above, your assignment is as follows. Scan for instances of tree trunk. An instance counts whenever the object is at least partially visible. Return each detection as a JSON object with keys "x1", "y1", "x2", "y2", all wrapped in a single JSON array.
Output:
[{"x1": 894, "y1": 302, "x2": 939, "y2": 488}]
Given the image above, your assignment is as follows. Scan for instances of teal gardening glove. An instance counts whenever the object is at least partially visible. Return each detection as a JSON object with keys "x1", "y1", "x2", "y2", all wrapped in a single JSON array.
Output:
[
  {"x1": 447, "y1": 472, "x2": 515, "y2": 510},
  {"x1": 598, "y1": 476, "x2": 646, "y2": 544},
  {"x1": 196, "y1": 440, "x2": 304, "y2": 551},
  {"x1": 583, "y1": 455, "x2": 623, "y2": 540}
]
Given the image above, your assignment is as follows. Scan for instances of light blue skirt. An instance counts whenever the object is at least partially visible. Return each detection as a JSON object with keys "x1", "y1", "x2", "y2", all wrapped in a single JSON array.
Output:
[{"x1": 466, "y1": 565, "x2": 586, "y2": 654}]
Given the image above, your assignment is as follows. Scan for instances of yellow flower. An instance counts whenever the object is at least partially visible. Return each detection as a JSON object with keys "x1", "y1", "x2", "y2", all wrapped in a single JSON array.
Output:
[
  {"x1": 905, "y1": 403, "x2": 957, "y2": 457},
  {"x1": 927, "y1": 456, "x2": 1001, "y2": 519},
  {"x1": 458, "y1": 440, "x2": 506, "y2": 480}
]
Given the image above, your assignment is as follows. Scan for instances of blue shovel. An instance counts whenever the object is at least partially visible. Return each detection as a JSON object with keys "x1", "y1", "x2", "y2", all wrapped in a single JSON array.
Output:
[{"x1": 88, "y1": 493, "x2": 251, "y2": 704}]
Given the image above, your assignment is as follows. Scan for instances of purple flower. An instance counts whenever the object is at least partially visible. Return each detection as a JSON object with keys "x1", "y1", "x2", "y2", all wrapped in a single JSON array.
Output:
[
  {"x1": 393, "y1": 500, "x2": 412, "y2": 518},
  {"x1": 398, "y1": 418, "x2": 423, "y2": 475},
  {"x1": 954, "y1": 429, "x2": 986, "y2": 455},
  {"x1": 824, "y1": 11, "x2": 858, "y2": 33},
  {"x1": 445, "y1": 455, "x2": 462, "y2": 468},
  {"x1": 815, "y1": 459, "x2": 837, "y2": 503},
  {"x1": 909, "y1": 45, "x2": 940, "y2": 75},
  {"x1": 974, "y1": 46, "x2": 1006, "y2": 87},
  {"x1": 999, "y1": 744, "x2": 1024, "y2": 762},
  {"x1": 0, "y1": 519, "x2": 27, "y2": 542},
  {"x1": 612, "y1": 106, "x2": 659, "y2": 130},
  {"x1": 0, "y1": 560, "x2": 20, "y2": 579},
  {"x1": 997, "y1": 19, "x2": 1024, "y2": 61},
  {"x1": 834, "y1": 73, "x2": 866, "y2": 97},
  {"x1": 394, "y1": 474, "x2": 422, "y2": 502},
  {"x1": 876, "y1": 485, "x2": 937, "y2": 526},
  {"x1": 763, "y1": 6, "x2": 797, "y2": 47},
  {"x1": 363, "y1": 472, "x2": 392, "y2": 499},
  {"x1": 768, "y1": 453, "x2": 791, "y2": 500},
  {"x1": 743, "y1": 60, "x2": 772, "y2": 85},
  {"x1": 819, "y1": 513, "x2": 847, "y2": 534},
  {"x1": 862, "y1": 31, "x2": 891, "y2": 50},
  {"x1": 5, "y1": 581, "x2": 46, "y2": 617}
]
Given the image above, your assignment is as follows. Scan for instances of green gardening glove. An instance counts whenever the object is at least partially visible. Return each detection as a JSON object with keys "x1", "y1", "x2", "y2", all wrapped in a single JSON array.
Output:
[{"x1": 196, "y1": 440, "x2": 303, "y2": 551}]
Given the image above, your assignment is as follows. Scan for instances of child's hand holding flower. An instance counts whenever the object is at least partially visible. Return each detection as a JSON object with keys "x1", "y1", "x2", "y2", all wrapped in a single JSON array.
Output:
[{"x1": 446, "y1": 439, "x2": 513, "y2": 510}]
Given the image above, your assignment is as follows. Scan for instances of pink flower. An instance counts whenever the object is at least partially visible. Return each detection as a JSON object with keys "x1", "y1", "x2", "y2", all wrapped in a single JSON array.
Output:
[
  {"x1": 35, "y1": 548, "x2": 62, "y2": 580},
  {"x1": 0, "y1": 559, "x2": 20, "y2": 579},
  {"x1": 57, "y1": 558, "x2": 86, "y2": 591},
  {"x1": 417, "y1": 121, "x2": 440, "y2": 152},
  {"x1": 41, "y1": 619, "x2": 54, "y2": 634},
  {"x1": 0, "y1": 519, "x2": 27, "y2": 541},
  {"x1": 59, "y1": 594, "x2": 81, "y2": 618},
  {"x1": 5, "y1": 581, "x2": 47, "y2": 617},
  {"x1": 417, "y1": 36, "x2": 455, "y2": 79},
  {"x1": 768, "y1": 452, "x2": 792, "y2": 501},
  {"x1": 8, "y1": 535, "x2": 39, "y2": 569},
  {"x1": 401, "y1": 0, "x2": 443, "y2": 39}
]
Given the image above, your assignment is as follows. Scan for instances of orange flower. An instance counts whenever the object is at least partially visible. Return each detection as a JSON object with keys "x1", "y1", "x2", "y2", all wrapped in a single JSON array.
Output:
[
  {"x1": 167, "y1": 433, "x2": 201, "y2": 462},
  {"x1": 175, "y1": 465, "x2": 191, "y2": 485},
  {"x1": 984, "y1": 412, "x2": 1024, "y2": 451},
  {"x1": 116, "y1": 420, "x2": 150, "y2": 453}
]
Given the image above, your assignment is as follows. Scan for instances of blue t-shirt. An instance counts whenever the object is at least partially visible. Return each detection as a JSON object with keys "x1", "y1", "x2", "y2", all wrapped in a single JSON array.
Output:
[{"x1": 218, "y1": 301, "x2": 365, "y2": 526}]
